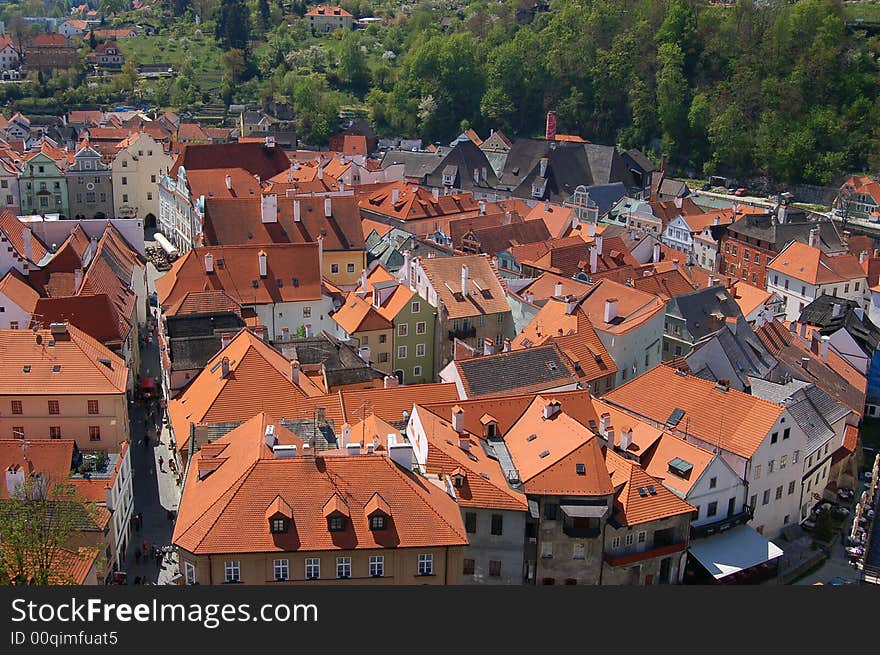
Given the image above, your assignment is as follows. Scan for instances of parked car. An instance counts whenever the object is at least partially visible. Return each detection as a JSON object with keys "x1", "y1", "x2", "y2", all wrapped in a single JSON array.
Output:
[
  {"x1": 826, "y1": 577, "x2": 852, "y2": 586},
  {"x1": 734, "y1": 187, "x2": 748, "y2": 196}
]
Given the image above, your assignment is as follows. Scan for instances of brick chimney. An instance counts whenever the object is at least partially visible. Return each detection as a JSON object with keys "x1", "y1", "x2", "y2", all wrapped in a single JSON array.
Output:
[
  {"x1": 545, "y1": 111, "x2": 557, "y2": 141},
  {"x1": 204, "y1": 253, "x2": 214, "y2": 273},
  {"x1": 604, "y1": 298, "x2": 619, "y2": 323},
  {"x1": 258, "y1": 250, "x2": 267, "y2": 278},
  {"x1": 260, "y1": 193, "x2": 278, "y2": 224},
  {"x1": 451, "y1": 405, "x2": 464, "y2": 433}
]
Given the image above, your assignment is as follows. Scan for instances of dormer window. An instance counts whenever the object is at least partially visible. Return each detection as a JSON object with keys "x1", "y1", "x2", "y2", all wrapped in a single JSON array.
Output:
[
  {"x1": 452, "y1": 473, "x2": 466, "y2": 488},
  {"x1": 365, "y1": 492, "x2": 392, "y2": 531},
  {"x1": 271, "y1": 518, "x2": 287, "y2": 533},
  {"x1": 328, "y1": 516, "x2": 346, "y2": 532},
  {"x1": 265, "y1": 495, "x2": 293, "y2": 534},
  {"x1": 323, "y1": 492, "x2": 350, "y2": 532},
  {"x1": 369, "y1": 515, "x2": 386, "y2": 531}
]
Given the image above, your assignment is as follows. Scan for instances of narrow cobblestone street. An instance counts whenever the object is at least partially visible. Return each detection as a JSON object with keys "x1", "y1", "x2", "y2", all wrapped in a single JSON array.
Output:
[{"x1": 123, "y1": 256, "x2": 182, "y2": 585}]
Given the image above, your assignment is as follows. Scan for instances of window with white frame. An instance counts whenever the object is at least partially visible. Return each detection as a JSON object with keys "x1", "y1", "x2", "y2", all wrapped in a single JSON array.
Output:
[
  {"x1": 637, "y1": 531, "x2": 646, "y2": 543},
  {"x1": 398, "y1": 345, "x2": 407, "y2": 359},
  {"x1": 398, "y1": 323, "x2": 408, "y2": 337},
  {"x1": 224, "y1": 560, "x2": 241, "y2": 583},
  {"x1": 413, "y1": 366, "x2": 422, "y2": 377},
  {"x1": 416, "y1": 343, "x2": 425, "y2": 357},
  {"x1": 305, "y1": 558, "x2": 320, "y2": 580},
  {"x1": 625, "y1": 533, "x2": 634, "y2": 546},
  {"x1": 274, "y1": 559, "x2": 289, "y2": 581},
  {"x1": 411, "y1": 301, "x2": 420, "y2": 314},
  {"x1": 611, "y1": 536, "x2": 620, "y2": 549},
  {"x1": 416, "y1": 321, "x2": 426, "y2": 334},
  {"x1": 369, "y1": 555, "x2": 384, "y2": 577},
  {"x1": 418, "y1": 553, "x2": 433, "y2": 576},
  {"x1": 184, "y1": 561, "x2": 196, "y2": 585},
  {"x1": 336, "y1": 556, "x2": 351, "y2": 579}
]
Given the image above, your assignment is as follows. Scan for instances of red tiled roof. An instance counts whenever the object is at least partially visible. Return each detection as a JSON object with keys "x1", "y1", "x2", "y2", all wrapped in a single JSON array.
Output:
[
  {"x1": 170, "y1": 142, "x2": 290, "y2": 182},
  {"x1": 0, "y1": 210, "x2": 49, "y2": 264},
  {"x1": 33, "y1": 294, "x2": 127, "y2": 344},
  {"x1": 0, "y1": 269, "x2": 39, "y2": 314}
]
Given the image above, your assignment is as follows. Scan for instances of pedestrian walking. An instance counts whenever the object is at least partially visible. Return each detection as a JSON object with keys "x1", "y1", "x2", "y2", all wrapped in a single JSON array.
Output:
[{"x1": 158, "y1": 455, "x2": 164, "y2": 472}]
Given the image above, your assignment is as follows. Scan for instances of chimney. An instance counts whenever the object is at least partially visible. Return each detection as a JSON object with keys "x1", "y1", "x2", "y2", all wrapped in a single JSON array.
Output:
[
  {"x1": 432, "y1": 187, "x2": 439, "y2": 201},
  {"x1": 347, "y1": 442, "x2": 361, "y2": 456},
  {"x1": 660, "y1": 154, "x2": 667, "y2": 177},
  {"x1": 389, "y1": 441, "x2": 414, "y2": 471},
  {"x1": 451, "y1": 405, "x2": 464, "y2": 433},
  {"x1": 483, "y1": 337, "x2": 494, "y2": 355},
  {"x1": 391, "y1": 187, "x2": 399, "y2": 204},
  {"x1": 674, "y1": 196, "x2": 683, "y2": 209},
  {"x1": 264, "y1": 424, "x2": 277, "y2": 449},
  {"x1": 860, "y1": 250, "x2": 869, "y2": 265},
  {"x1": 204, "y1": 253, "x2": 214, "y2": 273},
  {"x1": 357, "y1": 346, "x2": 370, "y2": 364},
  {"x1": 289, "y1": 163, "x2": 295, "y2": 181},
  {"x1": 619, "y1": 426, "x2": 633, "y2": 451},
  {"x1": 809, "y1": 226, "x2": 820, "y2": 248},
  {"x1": 22, "y1": 229, "x2": 32, "y2": 263},
  {"x1": 481, "y1": 166, "x2": 487, "y2": 182},
  {"x1": 544, "y1": 199, "x2": 551, "y2": 211},
  {"x1": 220, "y1": 332, "x2": 232, "y2": 349},
  {"x1": 777, "y1": 204, "x2": 787, "y2": 224},
  {"x1": 261, "y1": 193, "x2": 278, "y2": 224},
  {"x1": 713, "y1": 216, "x2": 720, "y2": 226},
  {"x1": 589, "y1": 245, "x2": 598, "y2": 274},
  {"x1": 220, "y1": 356, "x2": 230, "y2": 378},
  {"x1": 341, "y1": 422, "x2": 352, "y2": 444},
  {"x1": 545, "y1": 111, "x2": 557, "y2": 141},
  {"x1": 290, "y1": 359, "x2": 300, "y2": 384},
  {"x1": 843, "y1": 230, "x2": 851, "y2": 246},
  {"x1": 503, "y1": 338, "x2": 511, "y2": 352},
  {"x1": 599, "y1": 412, "x2": 611, "y2": 434},
  {"x1": 402, "y1": 250, "x2": 412, "y2": 287},
  {"x1": 324, "y1": 197, "x2": 332, "y2": 217},
  {"x1": 820, "y1": 335, "x2": 830, "y2": 359},
  {"x1": 800, "y1": 356, "x2": 810, "y2": 370},
  {"x1": 554, "y1": 281, "x2": 563, "y2": 298},
  {"x1": 461, "y1": 265, "x2": 469, "y2": 295},
  {"x1": 502, "y1": 211, "x2": 511, "y2": 225},
  {"x1": 672, "y1": 258, "x2": 679, "y2": 270},
  {"x1": 293, "y1": 199, "x2": 301, "y2": 222},
  {"x1": 317, "y1": 165, "x2": 323, "y2": 180},
  {"x1": 565, "y1": 296, "x2": 577, "y2": 315},
  {"x1": 586, "y1": 222, "x2": 597, "y2": 238},
  {"x1": 73, "y1": 267, "x2": 83, "y2": 292},
  {"x1": 798, "y1": 321, "x2": 806, "y2": 339},
  {"x1": 358, "y1": 269, "x2": 367, "y2": 296},
  {"x1": 653, "y1": 242, "x2": 661, "y2": 263},
  {"x1": 595, "y1": 235, "x2": 603, "y2": 256},
  {"x1": 383, "y1": 375, "x2": 398, "y2": 389},
  {"x1": 604, "y1": 297, "x2": 619, "y2": 323},
  {"x1": 478, "y1": 200, "x2": 486, "y2": 216},
  {"x1": 832, "y1": 303, "x2": 842, "y2": 318},
  {"x1": 258, "y1": 250, "x2": 267, "y2": 278},
  {"x1": 542, "y1": 399, "x2": 561, "y2": 419},
  {"x1": 225, "y1": 174, "x2": 232, "y2": 190},
  {"x1": 272, "y1": 444, "x2": 298, "y2": 458},
  {"x1": 707, "y1": 275, "x2": 715, "y2": 288},
  {"x1": 473, "y1": 168, "x2": 480, "y2": 184}
]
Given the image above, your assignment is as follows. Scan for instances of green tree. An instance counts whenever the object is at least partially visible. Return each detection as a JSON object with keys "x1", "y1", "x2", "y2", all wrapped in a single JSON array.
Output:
[
  {"x1": 813, "y1": 507, "x2": 834, "y2": 545},
  {"x1": 222, "y1": 48, "x2": 246, "y2": 83},
  {"x1": 655, "y1": 42, "x2": 689, "y2": 159},
  {"x1": 215, "y1": 0, "x2": 251, "y2": 51},
  {"x1": 337, "y1": 32, "x2": 369, "y2": 92},
  {"x1": 0, "y1": 476, "x2": 100, "y2": 586}
]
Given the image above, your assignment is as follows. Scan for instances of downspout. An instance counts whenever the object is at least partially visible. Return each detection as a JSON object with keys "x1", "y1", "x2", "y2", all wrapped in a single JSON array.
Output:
[{"x1": 444, "y1": 546, "x2": 449, "y2": 585}]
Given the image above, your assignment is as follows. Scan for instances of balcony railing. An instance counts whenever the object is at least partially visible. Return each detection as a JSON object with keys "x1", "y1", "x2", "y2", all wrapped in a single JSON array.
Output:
[
  {"x1": 604, "y1": 542, "x2": 687, "y2": 567},
  {"x1": 448, "y1": 325, "x2": 477, "y2": 341},
  {"x1": 689, "y1": 505, "x2": 754, "y2": 540}
]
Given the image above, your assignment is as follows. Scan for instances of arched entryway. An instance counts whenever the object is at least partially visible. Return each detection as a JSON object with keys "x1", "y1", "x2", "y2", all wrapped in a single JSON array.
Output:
[
  {"x1": 394, "y1": 369, "x2": 404, "y2": 385},
  {"x1": 144, "y1": 213, "x2": 157, "y2": 229}
]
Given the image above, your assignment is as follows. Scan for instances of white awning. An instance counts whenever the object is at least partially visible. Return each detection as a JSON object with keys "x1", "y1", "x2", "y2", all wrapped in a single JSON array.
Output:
[
  {"x1": 688, "y1": 524, "x2": 783, "y2": 579},
  {"x1": 560, "y1": 504, "x2": 608, "y2": 519},
  {"x1": 154, "y1": 232, "x2": 179, "y2": 257}
]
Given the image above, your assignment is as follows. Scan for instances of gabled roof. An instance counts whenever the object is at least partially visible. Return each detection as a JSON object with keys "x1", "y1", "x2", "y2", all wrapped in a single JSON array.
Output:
[
  {"x1": 332, "y1": 292, "x2": 392, "y2": 334},
  {"x1": 729, "y1": 280, "x2": 775, "y2": 318},
  {"x1": 0, "y1": 210, "x2": 49, "y2": 265},
  {"x1": 799, "y1": 294, "x2": 880, "y2": 354},
  {"x1": 0, "y1": 269, "x2": 39, "y2": 314},
  {"x1": 418, "y1": 408, "x2": 528, "y2": 511},
  {"x1": 666, "y1": 286, "x2": 744, "y2": 342},
  {"x1": 306, "y1": 5, "x2": 354, "y2": 17},
  {"x1": 452, "y1": 343, "x2": 579, "y2": 398},
  {"x1": 768, "y1": 241, "x2": 866, "y2": 285},
  {"x1": 631, "y1": 268, "x2": 697, "y2": 300},
  {"x1": 573, "y1": 278, "x2": 665, "y2": 335},
  {"x1": 503, "y1": 395, "x2": 613, "y2": 496},
  {"x1": 33, "y1": 294, "x2": 126, "y2": 345},
  {"x1": 460, "y1": 220, "x2": 550, "y2": 258},
  {"x1": 511, "y1": 296, "x2": 617, "y2": 384},
  {"x1": 339, "y1": 383, "x2": 459, "y2": 427},
  {"x1": 0, "y1": 323, "x2": 127, "y2": 395},
  {"x1": 416, "y1": 254, "x2": 510, "y2": 319},
  {"x1": 360, "y1": 181, "x2": 482, "y2": 221},
  {"x1": 173, "y1": 415, "x2": 466, "y2": 555},
  {"x1": 167, "y1": 331, "x2": 328, "y2": 452},
  {"x1": 164, "y1": 290, "x2": 241, "y2": 318},
  {"x1": 202, "y1": 196, "x2": 364, "y2": 252},
  {"x1": 640, "y1": 433, "x2": 716, "y2": 498},
  {"x1": 170, "y1": 141, "x2": 290, "y2": 181},
  {"x1": 155, "y1": 243, "x2": 323, "y2": 309},
  {"x1": 603, "y1": 363, "x2": 785, "y2": 459},
  {"x1": 604, "y1": 449, "x2": 694, "y2": 526}
]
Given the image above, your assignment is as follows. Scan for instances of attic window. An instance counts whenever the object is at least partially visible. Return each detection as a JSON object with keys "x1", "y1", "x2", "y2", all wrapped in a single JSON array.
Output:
[
  {"x1": 252, "y1": 280, "x2": 259, "y2": 288},
  {"x1": 216, "y1": 259, "x2": 224, "y2": 267},
  {"x1": 479, "y1": 472, "x2": 490, "y2": 480},
  {"x1": 276, "y1": 278, "x2": 284, "y2": 287},
  {"x1": 647, "y1": 485, "x2": 657, "y2": 495},
  {"x1": 22, "y1": 365, "x2": 30, "y2": 373},
  {"x1": 52, "y1": 365, "x2": 61, "y2": 373},
  {"x1": 547, "y1": 361, "x2": 558, "y2": 371},
  {"x1": 328, "y1": 516, "x2": 347, "y2": 532},
  {"x1": 575, "y1": 463, "x2": 586, "y2": 476},
  {"x1": 637, "y1": 487, "x2": 648, "y2": 497},
  {"x1": 527, "y1": 434, "x2": 537, "y2": 442},
  {"x1": 539, "y1": 450, "x2": 550, "y2": 458},
  {"x1": 480, "y1": 289, "x2": 493, "y2": 299},
  {"x1": 292, "y1": 278, "x2": 299, "y2": 287}
]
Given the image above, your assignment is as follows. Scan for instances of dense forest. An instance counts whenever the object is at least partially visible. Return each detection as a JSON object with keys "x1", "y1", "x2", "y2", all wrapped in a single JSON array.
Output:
[{"x1": 246, "y1": 0, "x2": 880, "y2": 185}]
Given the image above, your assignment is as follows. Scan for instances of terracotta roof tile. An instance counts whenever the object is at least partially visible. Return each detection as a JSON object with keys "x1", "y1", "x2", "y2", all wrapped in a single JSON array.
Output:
[
  {"x1": 415, "y1": 254, "x2": 509, "y2": 320},
  {"x1": 604, "y1": 449, "x2": 694, "y2": 526},
  {"x1": 768, "y1": 241, "x2": 866, "y2": 285},
  {"x1": 173, "y1": 414, "x2": 466, "y2": 555},
  {"x1": 0, "y1": 269, "x2": 39, "y2": 314},
  {"x1": 603, "y1": 364, "x2": 784, "y2": 459}
]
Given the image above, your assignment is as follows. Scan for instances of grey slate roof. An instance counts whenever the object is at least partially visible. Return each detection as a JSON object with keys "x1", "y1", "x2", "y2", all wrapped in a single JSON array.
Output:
[
  {"x1": 165, "y1": 312, "x2": 245, "y2": 339},
  {"x1": 686, "y1": 321, "x2": 778, "y2": 391},
  {"x1": 726, "y1": 214, "x2": 846, "y2": 254},
  {"x1": 379, "y1": 149, "x2": 442, "y2": 180},
  {"x1": 667, "y1": 286, "x2": 744, "y2": 343},
  {"x1": 799, "y1": 294, "x2": 880, "y2": 355},
  {"x1": 169, "y1": 335, "x2": 224, "y2": 371},
  {"x1": 276, "y1": 333, "x2": 385, "y2": 388},
  {"x1": 425, "y1": 140, "x2": 500, "y2": 191},
  {"x1": 455, "y1": 343, "x2": 578, "y2": 398}
]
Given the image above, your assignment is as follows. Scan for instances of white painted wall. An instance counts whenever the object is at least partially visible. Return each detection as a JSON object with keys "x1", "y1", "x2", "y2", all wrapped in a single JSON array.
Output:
[
  {"x1": 596, "y1": 311, "x2": 665, "y2": 386},
  {"x1": 686, "y1": 456, "x2": 747, "y2": 528},
  {"x1": 0, "y1": 289, "x2": 32, "y2": 329}
]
